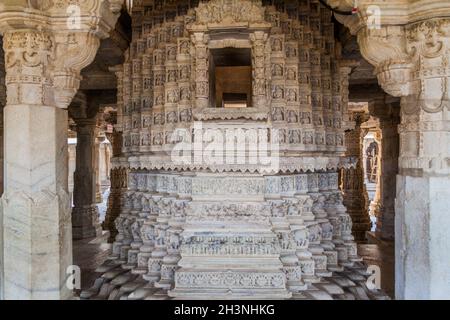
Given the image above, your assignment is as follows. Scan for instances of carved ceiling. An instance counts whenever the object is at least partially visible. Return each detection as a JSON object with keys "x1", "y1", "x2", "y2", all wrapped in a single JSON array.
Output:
[{"x1": 80, "y1": 9, "x2": 132, "y2": 91}]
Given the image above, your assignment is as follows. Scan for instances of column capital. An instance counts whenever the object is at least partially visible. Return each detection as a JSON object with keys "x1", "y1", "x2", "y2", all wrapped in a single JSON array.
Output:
[
  {"x1": 335, "y1": 2, "x2": 450, "y2": 104},
  {"x1": 74, "y1": 117, "x2": 98, "y2": 132},
  {"x1": 190, "y1": 32, "x2": 209, "y2": 45},
  {"x1": 348, "y1": 101, "x2": 369, "y2": 114},
  {"x1": 0, "y1": 0, "x2": 124, "y2": 109}
]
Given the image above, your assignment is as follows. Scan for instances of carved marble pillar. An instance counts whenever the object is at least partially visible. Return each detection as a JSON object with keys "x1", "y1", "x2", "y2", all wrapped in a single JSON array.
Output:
[
  {"x1": 340, "y1": 110, "x2": 371, "y2": 242},
  {"x1": 369, "y1": 97, "x2": 400, "y2": 241},
  {"x1": 0, "y1": 1, "x2": 122, "y2": 299},
  {"x1": 72, "y1": 117, "x2": 102, "y2": 240},
  {"x1": 103, "y1": 65, "x2": 126, "y2": 242},
  {"x1": 339, "y1": 7, "x2": 450, "y2": 298},
  {"x1": 192, "y1": 33, "x2": 209, "y2": 109},
  {"x1": 250, "y1": 31, "x2": 268, "y2": 109},
  {"x1": 0, "y1": 29, "x2": 73, "y2": 300}
]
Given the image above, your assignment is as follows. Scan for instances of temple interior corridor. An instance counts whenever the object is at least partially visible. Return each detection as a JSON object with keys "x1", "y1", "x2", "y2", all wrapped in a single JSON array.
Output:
[{"x1": 0, "y1": 0, "x2": 449, "y2": 301}]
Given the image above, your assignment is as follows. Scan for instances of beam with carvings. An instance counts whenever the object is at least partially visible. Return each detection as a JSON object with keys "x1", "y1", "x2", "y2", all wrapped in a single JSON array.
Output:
[{"x1": 69, "y1": 90, "x2": 116, "y2": 240}]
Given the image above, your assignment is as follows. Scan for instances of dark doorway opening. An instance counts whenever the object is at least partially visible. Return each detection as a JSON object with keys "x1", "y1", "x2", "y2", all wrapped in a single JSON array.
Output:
[{"x1": 209, "y1": 47, "x2": 252, "y2": 108}]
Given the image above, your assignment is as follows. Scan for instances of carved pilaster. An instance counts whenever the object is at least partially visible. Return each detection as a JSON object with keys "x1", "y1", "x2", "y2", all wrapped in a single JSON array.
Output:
[
  {"x1": 191, "y1": 32, "x2": 209, "y2": 109},
  {"x1": 339, "y1": 61, "x2": 358, "y2": 132},
  {"x1": 250, "y1": 31, "x2": 268, "y2": 108}
]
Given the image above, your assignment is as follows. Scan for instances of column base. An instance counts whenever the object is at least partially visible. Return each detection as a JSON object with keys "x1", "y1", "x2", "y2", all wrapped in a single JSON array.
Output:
[
  {"x1": 373, "y1": 205, "x2": 395, "y2": 242},
  {"x1": 352, "y1": 225, "x2": 371, "y2": 243},
  {"x1": 72, "y1": 205, "x2": 102, "y2": 240}
]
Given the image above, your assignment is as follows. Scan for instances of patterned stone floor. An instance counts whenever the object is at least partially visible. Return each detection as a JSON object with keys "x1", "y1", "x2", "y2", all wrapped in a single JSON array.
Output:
[{"x1": 73, "y1": 235, "x2": 394, "y2": 300}]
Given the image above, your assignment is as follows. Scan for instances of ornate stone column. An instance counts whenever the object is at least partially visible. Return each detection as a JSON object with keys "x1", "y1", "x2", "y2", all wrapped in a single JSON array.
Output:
[
  {"x1": 336, "y1": 1, "x2": 450, "y2": 299},
  {"x1": 1, "y1": 28, "x2": 73, "y2": 300},
  {"x1": 250, "y1": 31, "x2": 268, "y2": 109},
  {"x1": 369, "y1": 96, "x2": 400, "y2": 241},
  {"x1": 72, "y1": 115, "x2": 102, "y2": 240},
  {"x1": 0, "y1": 2, "x2": 122, "y2": 299},
  {"x1": 103, "y1": 66, "x2": 125, "y2": 243},
  {"x1": 340, "y1": 105, "x2": 371, "y2": 243},
  {"x1": 95, "y1": 130, "x2": 103, "y2": 204},
  {"x1": 191, "y1": 32, "x2": 209, "y2": 109}
]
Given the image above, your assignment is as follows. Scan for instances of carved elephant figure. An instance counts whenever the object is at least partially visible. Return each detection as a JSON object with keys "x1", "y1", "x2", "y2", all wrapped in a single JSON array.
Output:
[{"x1": 293, "y1": 228, "x2": 309, "y2": 248}]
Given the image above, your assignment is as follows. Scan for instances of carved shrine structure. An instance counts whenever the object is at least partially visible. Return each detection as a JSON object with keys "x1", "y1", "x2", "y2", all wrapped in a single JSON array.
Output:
[{"x1": 82, "y1": 0, "x2": 386, "y2": 300}]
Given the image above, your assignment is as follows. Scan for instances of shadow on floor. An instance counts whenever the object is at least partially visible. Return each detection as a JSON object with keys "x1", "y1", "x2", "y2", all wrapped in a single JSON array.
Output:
[{"x1": 73, "y1": 232, "x2": 112, "y2": 294}]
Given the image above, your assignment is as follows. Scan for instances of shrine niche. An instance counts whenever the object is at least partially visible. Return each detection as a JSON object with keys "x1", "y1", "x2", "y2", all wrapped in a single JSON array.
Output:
[
  {"x1": 81, "y1": 0, "x2": 389, "y2": 300},
  {"x1": 210, "y1": 47, "x2": 252, "y2": 108}
]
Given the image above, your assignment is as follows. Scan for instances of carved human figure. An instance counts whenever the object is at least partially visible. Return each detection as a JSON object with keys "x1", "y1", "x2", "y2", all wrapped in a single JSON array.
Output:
[
  {"x1": 272, "y1": 107, "x2": 284, "y2": 121},
  {"x1": 272, "y1": 86, "x2": 284, "y2": 99},
  {"x1": 286, "y1": 89, "x2": 297, "y2": 102},
  {"x1": 272, "y1": 38, "x2": 283, "y2": 51}
]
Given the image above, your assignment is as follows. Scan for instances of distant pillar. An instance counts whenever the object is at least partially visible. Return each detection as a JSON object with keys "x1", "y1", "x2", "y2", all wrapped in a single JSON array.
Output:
[
  {"x1": 341, "y1": 109, "x2": 371, "y2": 243},
  {"x1": 72, "y1": 116, "x2": 102, "y2": 240}
]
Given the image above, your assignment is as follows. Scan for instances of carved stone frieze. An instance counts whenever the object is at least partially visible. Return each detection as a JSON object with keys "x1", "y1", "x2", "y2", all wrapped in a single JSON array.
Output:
[{"x1": 194, "y1": 0, "x2": 265, "y2": 25}]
